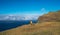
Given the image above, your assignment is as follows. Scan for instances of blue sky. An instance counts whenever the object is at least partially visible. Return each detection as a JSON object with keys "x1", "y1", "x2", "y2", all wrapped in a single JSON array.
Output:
[{"x1": 0, "y1": 0, "x2": 60, "y2": 15}]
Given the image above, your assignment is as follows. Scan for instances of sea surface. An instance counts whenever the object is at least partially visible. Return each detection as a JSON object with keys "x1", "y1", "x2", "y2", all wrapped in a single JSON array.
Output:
[{"x1": 0, "y1": 20, "x2": 37, "y2": 32}]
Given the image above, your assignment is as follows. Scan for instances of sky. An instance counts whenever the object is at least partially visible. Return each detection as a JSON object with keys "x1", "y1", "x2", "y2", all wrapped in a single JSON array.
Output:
[{"x1": 0, "y1": 0, "x2": 60, "y2": 15}]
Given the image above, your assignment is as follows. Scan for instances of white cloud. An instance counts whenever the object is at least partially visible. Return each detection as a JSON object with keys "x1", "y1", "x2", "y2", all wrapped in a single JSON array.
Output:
[
  {"x1": 0, "y1": 8, "x2": 49, "y2": 20},
  {"x1": 40, "y1": 8, "x2": 49, "y2": 15},
  {"x1": 0, "y1": 14, "x2": 39, "y2": 20},
  {"x1": 22, "y1": 15, "x2": 39, "y2": 20},
  {"x1": 40, "y1": 8, "x2": 46, "y2": 12},
  {"x1": 4, "y1": 16, "x2": 9, "y2": 19}
]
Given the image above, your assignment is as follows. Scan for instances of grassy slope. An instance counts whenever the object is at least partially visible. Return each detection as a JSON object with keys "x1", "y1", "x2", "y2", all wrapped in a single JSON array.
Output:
[{"x1": 0, "y1": 22, "x2": 60, "y2": 35}]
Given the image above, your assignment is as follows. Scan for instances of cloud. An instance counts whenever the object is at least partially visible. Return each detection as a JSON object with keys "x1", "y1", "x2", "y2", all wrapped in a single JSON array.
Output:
[
  {"x1": 23, "y1": 15, "x2": 39, "y2": 20},
  {"x1": 40, "y1": 8, "x2": 49, "y2": 15},
  {"x1": 4, "y1": 16, "x2": 9, "y2": 19},
  {"x1": 0, "y1": 8, "x2": 49, "y2": 20},
  {"x1": 40, "y1": 8, "x2": 46, "y2": 12},
  {"x1": 0, "y1": 15, "x2": 39, "y2": 20}
]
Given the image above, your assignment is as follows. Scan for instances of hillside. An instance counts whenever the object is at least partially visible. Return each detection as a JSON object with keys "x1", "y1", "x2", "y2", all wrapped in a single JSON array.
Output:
[
  {"x1": 0, "y1": 22, "x2": 60, "y2": 35},
  {"x1": 0, "y1": 11, "x2": 60, "y2": 35},
  {"x1": 38, "y1": 10, "x2": 60, "y2": 22}
]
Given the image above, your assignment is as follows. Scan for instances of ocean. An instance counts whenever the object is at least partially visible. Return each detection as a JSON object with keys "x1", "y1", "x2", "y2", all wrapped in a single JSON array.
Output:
[{"x1": 0, "y1": 20, "x2": 37, "y2": 32}]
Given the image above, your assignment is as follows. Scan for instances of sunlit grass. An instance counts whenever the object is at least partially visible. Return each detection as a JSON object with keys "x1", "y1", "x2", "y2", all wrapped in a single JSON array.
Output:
[{"x1": 0, "y1": 22, "x2": 60, "y2": 35}]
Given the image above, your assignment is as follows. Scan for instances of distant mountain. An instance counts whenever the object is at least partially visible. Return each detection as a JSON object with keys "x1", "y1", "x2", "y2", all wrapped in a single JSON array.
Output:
[
  {"x1": 38, "y1": 10, "x2": 60, "y2": 22},
  {"x1": 0, "y1": 15, "x2": 39, "y2": 20}
]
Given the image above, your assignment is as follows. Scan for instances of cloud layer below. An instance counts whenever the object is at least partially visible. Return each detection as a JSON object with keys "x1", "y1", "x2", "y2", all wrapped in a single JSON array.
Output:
[{"x1": 0, "y1": 8, "x2": 49, "y2": 20}]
